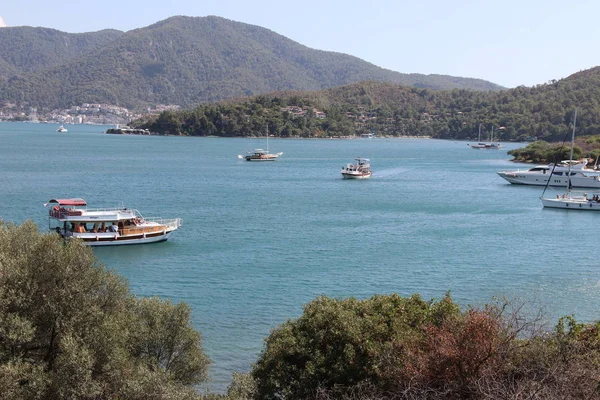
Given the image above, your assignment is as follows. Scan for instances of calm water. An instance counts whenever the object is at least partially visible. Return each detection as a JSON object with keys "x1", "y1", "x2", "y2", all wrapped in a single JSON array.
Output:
[{"x1": 2, "y1": 122, "x2": 600, "y2": 392}]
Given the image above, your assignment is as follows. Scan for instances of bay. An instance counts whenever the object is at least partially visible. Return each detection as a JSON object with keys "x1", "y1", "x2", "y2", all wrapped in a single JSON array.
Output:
[{"x1": 2, "y1": 121, "x2": 600, "y2": 392}]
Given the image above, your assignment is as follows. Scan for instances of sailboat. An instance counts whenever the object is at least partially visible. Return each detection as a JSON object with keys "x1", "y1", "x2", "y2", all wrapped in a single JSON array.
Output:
[
  {"x1": 470, "y1": 124, "x2": 502, "y2": 149},
  {"x1": 540, "y1": 109, "x2": 600, "y2": 210},
  {"x1": 238, "y1": 126, "x2": 283, "y2": 161}
]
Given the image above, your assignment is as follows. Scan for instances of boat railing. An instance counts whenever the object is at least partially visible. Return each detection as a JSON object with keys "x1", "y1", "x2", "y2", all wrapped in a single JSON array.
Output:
[{"x1": 144, "y1": 217, "x2": 183, "y2": 229}]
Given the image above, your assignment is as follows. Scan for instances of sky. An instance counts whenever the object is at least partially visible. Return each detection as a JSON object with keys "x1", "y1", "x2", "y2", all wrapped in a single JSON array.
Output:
[{"x1": 2, "y1": 0, "x2": 600, "y2": 88}]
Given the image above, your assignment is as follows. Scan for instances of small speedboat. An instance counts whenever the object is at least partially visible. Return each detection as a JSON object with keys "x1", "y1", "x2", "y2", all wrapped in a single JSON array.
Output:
[{"x1": 57, "y1": 125, "x2": 67, "y2": 132}]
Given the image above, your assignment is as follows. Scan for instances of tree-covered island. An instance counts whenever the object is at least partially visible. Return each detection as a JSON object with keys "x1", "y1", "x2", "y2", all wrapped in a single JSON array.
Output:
[{"x1": 132, "y1": 66, "x2": 600, "y2": 144}]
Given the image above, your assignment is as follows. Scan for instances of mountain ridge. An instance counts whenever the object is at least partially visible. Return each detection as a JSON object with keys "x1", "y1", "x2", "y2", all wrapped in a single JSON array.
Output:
[{"x1": 0, "y1": 16, "x2": 504, "y2": 111}]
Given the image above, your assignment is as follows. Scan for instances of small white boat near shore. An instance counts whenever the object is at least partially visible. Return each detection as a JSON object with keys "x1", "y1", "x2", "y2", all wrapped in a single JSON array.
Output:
[
  {"x1": 57, "y1": 125, "x2": 67, "y2": 132},
  {"x1": 46, "y1": 198, "x2": 182, "y2": 246}
]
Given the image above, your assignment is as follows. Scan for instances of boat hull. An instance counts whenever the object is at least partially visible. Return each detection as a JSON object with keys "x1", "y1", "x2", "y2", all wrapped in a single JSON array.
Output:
[
  {"x1": 541, "y1": 196, "x2": 600, "y2": 210},
  {"x1": 83, "y1": 231, "x2": 173, "y2": 246},
  {"x1": 62, "y1": 229, "x2": 176, "y2": 246},
  {"x1": 245, "y1": 157, "x2": 278, "y2": 161},
  {"x1": 341, "y1": 172, "x2": 372, "y2": 179}
]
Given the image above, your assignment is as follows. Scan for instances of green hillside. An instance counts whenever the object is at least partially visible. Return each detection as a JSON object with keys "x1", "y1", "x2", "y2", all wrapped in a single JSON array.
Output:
[
  {"x1": 0, "y1": 16, "x2": 503, "y2": 112},
  {"x1": 0, "y1": 27, "x2": 122, "y2": 79},
  {"x1": 135, "y1": 67, "x2": 600, "y2": 142}
]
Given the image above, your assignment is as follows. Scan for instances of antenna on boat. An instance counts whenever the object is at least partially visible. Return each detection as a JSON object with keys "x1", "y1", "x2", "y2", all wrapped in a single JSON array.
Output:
[
  {"x1": 266, "y1": 124, "x2": 269, "y2": 152},
  {"x1": 565, "y1": 108, "x2": 577, "y2": 195}
]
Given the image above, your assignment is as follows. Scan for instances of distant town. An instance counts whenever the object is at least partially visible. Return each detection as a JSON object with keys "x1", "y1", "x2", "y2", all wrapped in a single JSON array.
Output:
[{"x1": 0, "y1": 103, "x2": 181, "y2": 125}]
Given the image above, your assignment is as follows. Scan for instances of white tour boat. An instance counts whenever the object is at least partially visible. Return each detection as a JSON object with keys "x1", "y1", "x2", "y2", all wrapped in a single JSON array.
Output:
[
  {"x1": 46, "y1": 198, "x2": 182, "y2": 246},
  {"x1": 57, "y1": 125, "x2": 67, "y2": 132},
  {"x1": 341, "y1": 158, "x2": 372, "y2": 179},
  {"x1": 497, "y1": 160, "x2": 600, "y2": 188}
]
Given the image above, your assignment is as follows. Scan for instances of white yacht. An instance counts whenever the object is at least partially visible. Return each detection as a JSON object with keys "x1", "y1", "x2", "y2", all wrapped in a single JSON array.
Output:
[
  {"x1": 497, "y1": 160, "x2": 600, "y2": 188},
  {"x1": 57, "y1": 125, "x2": 67, "y2": 132}
]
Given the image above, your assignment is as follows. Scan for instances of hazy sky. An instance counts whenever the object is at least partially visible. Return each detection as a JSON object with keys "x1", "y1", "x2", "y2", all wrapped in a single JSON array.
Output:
[{"x1": 2, "y1": 0, "x2": 599, "y2": 88}]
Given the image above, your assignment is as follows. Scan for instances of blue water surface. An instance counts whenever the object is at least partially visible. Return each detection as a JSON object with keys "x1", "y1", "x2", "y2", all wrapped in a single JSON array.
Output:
[{"x1": 2, "y1": 122, "x2": 599, "y2": 392}]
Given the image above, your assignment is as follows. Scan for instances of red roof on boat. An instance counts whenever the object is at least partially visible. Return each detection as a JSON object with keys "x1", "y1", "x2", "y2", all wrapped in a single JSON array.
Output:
[{"x1": 48, "y1": 198, "x2": 87, "y2": 206}]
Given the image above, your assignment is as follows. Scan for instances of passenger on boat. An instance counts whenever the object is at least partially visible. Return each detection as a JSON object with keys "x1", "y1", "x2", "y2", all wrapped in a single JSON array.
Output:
[
  {"x1": 76, "y1": 223, "x2": 86, "y2": 233},
  {"x1": 110, "y1": 224, "x2": 119, "y2": 232}
]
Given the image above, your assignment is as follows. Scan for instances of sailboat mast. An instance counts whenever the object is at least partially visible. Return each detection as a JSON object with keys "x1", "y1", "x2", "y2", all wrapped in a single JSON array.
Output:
[
  {"x1": 566, "y1": 109, "x2": 577, "y2": 193},
  {"x1": 478, "y1": 123, "x2": 482, "y2": 142}
]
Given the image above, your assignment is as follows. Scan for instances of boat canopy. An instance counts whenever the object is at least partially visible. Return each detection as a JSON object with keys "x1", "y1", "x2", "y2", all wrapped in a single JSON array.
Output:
[{"x1": 47, "y1": 198, "x2": 87, "y2": 206}]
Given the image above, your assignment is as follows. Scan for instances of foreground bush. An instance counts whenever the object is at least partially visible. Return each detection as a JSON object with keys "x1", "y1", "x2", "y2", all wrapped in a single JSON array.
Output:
[
  {"x1": 0, "y1": 220, "x2": 210, "y2": 400},
  {"x1": 252, "y1": 294, "x2": 600, "y2": 399}
]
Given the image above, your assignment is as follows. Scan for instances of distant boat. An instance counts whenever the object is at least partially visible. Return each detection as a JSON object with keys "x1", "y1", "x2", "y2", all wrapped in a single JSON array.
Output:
[
  {"x1": 469, "y1": 124, "x2": 502, "y2": 149},
  {"x1": 540, "y1": 109, "x2": 600, "y2": 210},
  {"x1": 241, "y1": 148, "x2": 283, "y2": 161},
  {"x1": 57, "y1": 125, "x2": 67, "y2": 132},
  {"x1": 360, "y1": 131, "x2": 375, "y2": 139},
  {"x1": 341, "y1": 157, "x2": 372, "y2": 179},
  {"x1": 238, "y1": 127, "x2": 283, "y2": 161}
]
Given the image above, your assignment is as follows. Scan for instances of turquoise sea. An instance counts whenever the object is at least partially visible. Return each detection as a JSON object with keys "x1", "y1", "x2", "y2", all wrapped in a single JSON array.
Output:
[{"x1": 2, "y1": 122, "x2": 600, "y2": 392}]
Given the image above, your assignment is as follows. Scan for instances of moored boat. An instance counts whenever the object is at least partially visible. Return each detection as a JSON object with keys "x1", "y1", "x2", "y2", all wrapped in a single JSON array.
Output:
[
  {"x1": 497, "y1": 160, "x2": 600, "y2": 188},
  {"x1": 238, "y1": 126, "x2": 283, "y2": 161},
  {"x1": 469, "y1": 124, "x2": 502, "y2": 149},
  {"x1": 46, "y1": 198, "x2": 182, "y2": 246},
  {"x1": 539, "y1": 109, "x2": 600, "y2": 210},
  {"x1": 341, "y1": 157, "x2": 372, "y2": 179},
  {"x1": 541, "y1": 192, "x2": 600, "y2": 210},
  {"x1": 243, "y1": 148, "x2": 283, "y2": 161}
]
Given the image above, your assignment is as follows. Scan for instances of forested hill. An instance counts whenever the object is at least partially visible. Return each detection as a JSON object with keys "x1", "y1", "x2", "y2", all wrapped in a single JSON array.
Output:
[
  {"x1": 0, "y1": 16, "x2": 503, "y2": 112},
  {"x1": 136, "y1": 66, "x2": 600, "y2": 142},
  {"x1": 0, "y1": 27, "x2": 123, "y2": 78}
]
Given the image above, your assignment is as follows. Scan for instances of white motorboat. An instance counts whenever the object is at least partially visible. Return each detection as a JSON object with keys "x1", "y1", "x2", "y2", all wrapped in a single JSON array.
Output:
[
  {"x1": 497, "y1": 160, "x2": 600, "y2": 188},
  {"x1": 341, "y1": 157, "x2": 372, "y2": 179},
  {"x1": 46, "y1": 198, "x2": 182, "y2": 246},
  {"x1": 539, "y1": 109, "x2": 600, "y2": 210},
  {"x1": 57, "y1": 125, "x2": 67, "y2": 132}
]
